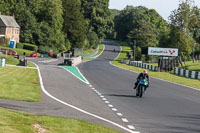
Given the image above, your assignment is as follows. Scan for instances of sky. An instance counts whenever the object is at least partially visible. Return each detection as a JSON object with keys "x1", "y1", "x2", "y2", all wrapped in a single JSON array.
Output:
[{"x1": 109, "y1": 0, "x2": 200, "y2": 21}]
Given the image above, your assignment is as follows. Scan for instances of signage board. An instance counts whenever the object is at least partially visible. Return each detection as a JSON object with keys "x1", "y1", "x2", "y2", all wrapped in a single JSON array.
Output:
[{"x1": 148, "y1": 47, "x2": 178, "y2": 56}]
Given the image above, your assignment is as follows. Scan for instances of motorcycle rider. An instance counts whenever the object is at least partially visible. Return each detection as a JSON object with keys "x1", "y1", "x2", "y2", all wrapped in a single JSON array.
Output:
[{"x1": 133, "y1": 69, "x2": 150, "y2": 90}]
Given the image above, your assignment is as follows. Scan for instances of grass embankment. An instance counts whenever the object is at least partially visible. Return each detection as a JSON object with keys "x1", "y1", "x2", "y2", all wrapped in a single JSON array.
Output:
[
  {"x1": 0, "y1": 107, "x2": 120, "y2": 133},
  {"x1": 111, "y1": 40, "x2": 200, "y2": 89},
  {"x1": 0, "y1": 54, "x2": 36, "y2": 67},
  {"x1": 148, "y1": 60, "x2": 200, "y2": 71},
  {"x1": 181, "y1": 61, "x2": 200, "y2": 71},
  {"x1": 0, "y1": 66, "x2": 40, "y2": 102},
  {"x1": 83, "y1": 44, "x2": 104, "y2": 61}
]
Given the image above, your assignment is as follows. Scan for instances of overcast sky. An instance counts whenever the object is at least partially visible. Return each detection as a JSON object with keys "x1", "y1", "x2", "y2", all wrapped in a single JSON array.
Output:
[{"x1": 109, "y1": 0, "x2": 200, "y2": 21}]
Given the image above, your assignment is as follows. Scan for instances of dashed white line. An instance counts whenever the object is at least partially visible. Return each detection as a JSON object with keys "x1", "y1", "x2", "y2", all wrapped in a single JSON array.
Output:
[
  {"x1": 117, "y1": 113, "x2": 123, "y2": 116},
  {"x1": 102, "y1": 98, "x2": 107, "y2": 101},
  {"x1": 100, "y1": 96, "x2": 104, "y2": 98},
  {"x1": 105, "y1": 101, "x2": 110, "y2": 103},
  {"x1": 122, "y1": 118, "x2": 129, "y2": 123},
  {"x1": 112, "y1": 108, "x2": 118, "y2": 112},
  {"x1": 89, "y1": 85, "x2": 92, "y2": 87},
  {"x1": 108, "y1": 104, "x2": 114, "y2": 107},
  {"x1": 127, "y1": 125, "x2": 135, "y2": 130}
]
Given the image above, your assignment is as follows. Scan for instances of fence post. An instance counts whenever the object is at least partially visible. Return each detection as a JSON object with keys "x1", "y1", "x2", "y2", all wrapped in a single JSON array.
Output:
[
  {"x1": 185, "y1": 70, "x2": 189, "y2": 78},
  {"x1": 175, "y1": 68, "x2": 179, "y2": 75},
  {"x1": 198, "y1": 72, "x2": 200, "y2": 80},
  {"x1": 180, "y1": 69, "x2": 184, "y2": 76},
  {"x1": 191, "y1": 71, "x2": 196, "y2": 79}
]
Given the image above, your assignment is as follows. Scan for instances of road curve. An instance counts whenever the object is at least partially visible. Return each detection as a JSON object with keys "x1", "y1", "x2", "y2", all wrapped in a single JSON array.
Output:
[{"x1": 78, "y1": 40, "x2": 200, "y2": 133}]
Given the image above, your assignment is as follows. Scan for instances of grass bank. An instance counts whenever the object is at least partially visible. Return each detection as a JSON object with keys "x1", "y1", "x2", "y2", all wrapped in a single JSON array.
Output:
[
  {"x1": 83, "y1": 44, "x2": 104, "y2": 61},
  {"x1": 0, "y1": 54, "x2": 36, "y2": 67},
  {"x1": 111, "y1": 40, "x2": 200, "y2": 89},
  {"x1": 0, "y1": 66, "x2": 41, "y2": 102},
  {"x1": 0, "y1": 107, "x2": 120, "y2": 133}
]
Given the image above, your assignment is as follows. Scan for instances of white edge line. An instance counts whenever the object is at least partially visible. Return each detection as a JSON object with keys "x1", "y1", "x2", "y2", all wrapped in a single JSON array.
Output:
[
  {"x1": 32, "y1": 62, "x2": 136, "y2": 133},
  {"x1": 109, "y1": 43, "x2": 200, "y2": 92},
  {"x1": 122, "y1": 118, "x2": 129, "y2": 123},
  {"x1": 128, "y1": 125, "x2": 135, "y2": 130},
  {"x1": 59, "y1": 66, "x2": 90, "y2": 85},
  {"x1": 75, "y1": 66, "x2": 90, "y2": 84}
]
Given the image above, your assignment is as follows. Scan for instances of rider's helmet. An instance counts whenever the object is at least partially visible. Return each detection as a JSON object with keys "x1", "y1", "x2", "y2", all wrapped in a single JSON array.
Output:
[{"x1": 143, "y1": 69, "x2": 148, "y2": 74}]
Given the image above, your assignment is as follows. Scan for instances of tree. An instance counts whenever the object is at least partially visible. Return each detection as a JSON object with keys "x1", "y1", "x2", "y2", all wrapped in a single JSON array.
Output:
[
  {"x1": 169, "y1": 0, "x2": 200, "y2": 59},
  {"x1": 62, "y1": 0, "x2": 87, "y2": 49},
  {"x1": 81, "y1": 0, "x2": 110, "y2": 47}
]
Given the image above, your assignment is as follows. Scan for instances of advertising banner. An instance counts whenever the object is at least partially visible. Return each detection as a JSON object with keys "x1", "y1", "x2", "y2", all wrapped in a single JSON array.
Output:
[{"x1": 148, "y1": 47, "x2": 178, "y2": 56}]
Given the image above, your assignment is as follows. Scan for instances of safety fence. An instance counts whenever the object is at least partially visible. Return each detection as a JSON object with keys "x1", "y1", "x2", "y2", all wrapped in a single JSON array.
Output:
[
  {"x1": 174, "y1": 68, "x2": 200, "y2": 80},
  {"x1": 121, "y1": 59, "x2": 200, "y2": 80},
  {"x1": 121, "y1": 59, "x2": 158, "y2": 71}
]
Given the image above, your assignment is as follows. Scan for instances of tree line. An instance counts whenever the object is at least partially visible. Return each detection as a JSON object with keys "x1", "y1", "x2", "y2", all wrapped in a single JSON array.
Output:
[
  {"x1": 109, "y1": 0, "x2": 200, "y2": 61},
  {"x1": 0, "y1": 0, "x2": 110, "y2": 53},
  {"x1": 0, "y1": 0, "x2": 199, "y2": 60}
]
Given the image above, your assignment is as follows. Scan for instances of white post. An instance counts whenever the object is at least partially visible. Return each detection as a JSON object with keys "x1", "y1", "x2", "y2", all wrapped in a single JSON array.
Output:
[
  {"x1": 180, "y1": 69, "x2": 184, "y2": 76},
  {"x1": 185, "y1": 70, "x2": 189, "y2": 78},
  {"x1": 191, "y1": 71, "x2": 196, "y2": 79},
  {"x1": 198, "y1": 72, "x2": 200, "y2": 80}
]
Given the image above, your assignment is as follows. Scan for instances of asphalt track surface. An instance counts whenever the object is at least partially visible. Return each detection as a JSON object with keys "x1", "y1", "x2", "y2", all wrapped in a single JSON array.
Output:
[
  {"x1": 78, "y1": 41, "x2": 200, "y2": 133},
  {"x1": 0, "y1": 40, "x2": 199, "y2": 133}
]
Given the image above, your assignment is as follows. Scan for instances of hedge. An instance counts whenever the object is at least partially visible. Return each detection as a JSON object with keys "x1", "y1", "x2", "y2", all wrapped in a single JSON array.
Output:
[{"x1": 16, "y1": 43, "x2": 38, "y2": 51}]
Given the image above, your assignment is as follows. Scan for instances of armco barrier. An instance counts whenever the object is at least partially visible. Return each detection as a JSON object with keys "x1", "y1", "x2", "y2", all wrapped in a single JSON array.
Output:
[
  {"x1": 174, "y1": 67, "x2": 200, "y2": 80},
  {"x1": 121, "y1": 60, "x2": 158, "y2": 72}
]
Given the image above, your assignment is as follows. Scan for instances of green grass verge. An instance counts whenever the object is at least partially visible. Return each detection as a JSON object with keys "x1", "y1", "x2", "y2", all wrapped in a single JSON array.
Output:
[
  {"x1": 111, "y1": 40, "x2": 200, "y2": 89},
  {"x1": 83, "y1": 44, "x2": 104, "y2": 61},
  {"x1": 0, "y1": 54, "x2": 36, "y2": 67},
  {"x1": 0, "y1": 54, "x2": 19, "y2": 65},
  {"x1": 0, "y1": 66, "x2": 41, "y2": 102},
  {"x1": 181, "y1": 61, "x2": 200, "y2": 71},
  {"x1": 0, "y1": 107, "x2": 120, "y2": 133}
]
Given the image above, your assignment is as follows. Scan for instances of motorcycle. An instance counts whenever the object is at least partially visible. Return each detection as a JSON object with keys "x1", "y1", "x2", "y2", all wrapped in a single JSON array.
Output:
[{"x1": 136, "y1": 78, "x2": 148, "y2": 98}]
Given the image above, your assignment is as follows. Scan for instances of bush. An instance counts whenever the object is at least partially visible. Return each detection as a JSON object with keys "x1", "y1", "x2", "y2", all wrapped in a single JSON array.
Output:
[
  {"x1": 23, "y1": 43, "x2": 38, "y2": 51},
  {"x1": 16, "y1": 43, "x2": 24, "y2": 49},
  {"x1": 16, "y1": 43, "x2": 38, "y2": 51},
  {"x1": 38, "y1": 45, "x2": 58, "y2": 54}
]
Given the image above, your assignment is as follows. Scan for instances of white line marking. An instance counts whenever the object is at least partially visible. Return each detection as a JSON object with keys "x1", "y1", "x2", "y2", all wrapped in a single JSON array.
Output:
[
  {"x1": 60, "y1": 66, "x2": 90, "y2": 84},
  {"x1": 97, "y1": 93, "x2": 102, "y2": 96},
  {"x1": 127, "y1": 125, "x2": 135, "y2": 130},
  {"x1": 100, "y1": 95, "x2": 104, "y2": 98},
  {"x1": 112, "y1": 108, "x2": 118, "y2": 111},
  {"x1": 117, "y1": 113, "x2": 123, "y2": 116},
  {"x1": 102, "y1": 98, "x2": 107, "y2": 101},
  {"x1": 91, "y1": 88, "x2": 95, "y2": 90},
  {"x1": 105, "y1": 101, "x2": 110, "y2": 103},
  {"x1": 89, "y1": 85, "x2": 92, "y2": 87},
  {"x1": 75, "y1": 66, "x2": 90, "y2": 84},
  {"x1": 108, "y1": 104, "x2": 113, "y2": 107},
  {"x1": 122, "y1": 118, "x2": 129, "y2": 123},
  {"x1": 33, "y1": 62, "x2": 136, "y2": 133}
]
